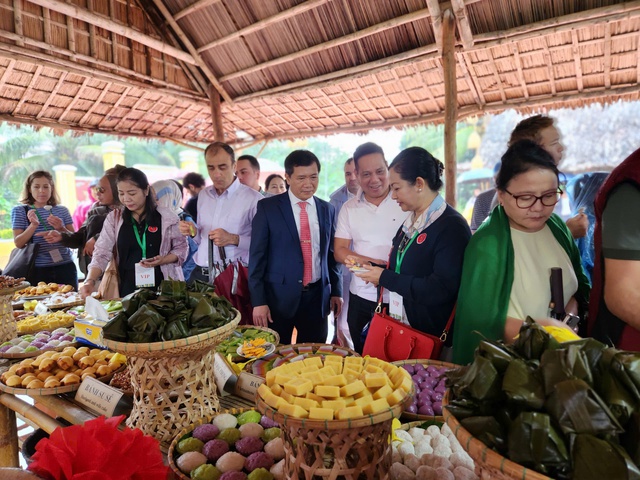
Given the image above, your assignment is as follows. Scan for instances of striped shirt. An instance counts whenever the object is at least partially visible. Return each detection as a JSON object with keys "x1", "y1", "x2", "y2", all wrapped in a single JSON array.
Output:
[{"x1": 11, "y1": 205, "x2": 74, "y2": 267}]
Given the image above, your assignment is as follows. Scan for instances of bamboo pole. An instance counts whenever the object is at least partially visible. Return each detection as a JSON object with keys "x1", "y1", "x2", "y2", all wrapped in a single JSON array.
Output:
[
  {"x1": 209, "y1": 85, "x2": 225, "y2": 142},
  {"x1": 443, "y1": 9, "x2": 457, "y2": 207},
  {"x1": 197, "y1": 0, "x2": 331, "y2": 53},
  {"x1": 0, "y1": 395, "x2": 63, "y2": 435},
  {"x1": 0, "y1": 401, "x2": 18, "y2": 467},
  {"x1": 25, "y1": 0, "x2": 197, "y2": 65},
  {"x1": 174, "y1": 0, "x2": 223, "y2": 20},
  {"x1": 219, "y1": 7, "x2": 434, "y2": 83}
]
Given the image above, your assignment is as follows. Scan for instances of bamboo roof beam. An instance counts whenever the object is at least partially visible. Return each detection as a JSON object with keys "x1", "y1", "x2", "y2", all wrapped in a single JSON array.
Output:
[
  {"x1": 37, "y1": 72, "x2": 67, "y2": 119},
  {"x1": 0, "y1": 59, "x2": 16, "y2": 91},
  {"x1": 13, "y1": 0, "x2": 24, "y2": 47},
  {"x1": 0, "y1": 30, "x2": 205, "y2": 100},
  {"x1": 604, "y1": 22, "x2": 611, "y2": 89},
  {"x1": 542, "y1": 37, "x2": 556, "y2": 96},
  {"x1": 43, "y1": 7, "x2": 51, "y2": 44},
  {"x1": 451, "y1": 0, "x2": 474, "y2": 48},
  {"x1": 306, "y1": 91, "x2": 346, "y2": 127},
  {"x1": 12, "y1": 65, "x2": 43, "y2": 115},
  {"x1": 391, "y1": 69, "x2": 422, "y2": 117},
  {"x1": 485, "y1": 48, "x2": 507, "y2": 103},
  {"x1": 78, "y1": 84, "x2": 112, "y2": 125},
  {"x1": 235, "y1": 44, "x2": 439, "y2": 103},
  {"x1": 443, "y1": 9, "x2": 457, "y2": 207},
  {"x1": 113, "y1": 93, "x2": 148, "y2": 130},
  {"x1": 58, "y1": 78, "x2": 89, "y2": 122},
  {"x1": 571, "y1": 30, "x2": 584, "y2": 92},
  {"x1": 26, "y1": 0, "x2": 197, "y2": 65},
  {"x1": 87, "y1": 0, "x2": 96, "y2": 57},
  {"x1": 425, "y1": 0, "x2": 442, "y2": 54},
  {"x1": 66, "y1": 10, "x2": 76, "y2": 59},
  {"x1": 98, "y1": 86, "x2": 132, "y2": 128},
  {"x1": 219, "y1": 7, "x2": 434, "y2": 83},
  {"x1": 209, "y1": 85, "x2": 224, "y2": 141},
  {"x1": 371, "y1": 75, "x2": 403, "y2": 120},
  {"x1": 197, "y1": 0, "x2": 332, "y2": 53},
  {"x1": 174, "y1": 0, "x2": 223, "y2": 21},
  {"x1": 511, "y1": 43, "x2": 529, "y2": 100},
  {"x1": 459, "y1": 53, "x2": 484, "y2": 107},
  {"x1": 148, "y1": 0, "x2": 233, "y2": 104}
]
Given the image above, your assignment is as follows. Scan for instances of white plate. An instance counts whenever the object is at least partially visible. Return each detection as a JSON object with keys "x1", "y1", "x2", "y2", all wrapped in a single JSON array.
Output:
[{"x1": 237, "y1": 342, "x2": 276, "y2": 359}]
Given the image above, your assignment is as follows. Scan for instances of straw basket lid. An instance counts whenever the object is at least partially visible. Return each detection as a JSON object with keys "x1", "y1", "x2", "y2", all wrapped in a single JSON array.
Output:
[
  {"x1": 0, "y1": 281, "x2": 30, "y2": 297},
  {"x1": 168, "y1": 407, "x2": 256, "y2": 480},
  {"x1": 101, "y1": 308, "x2": 241, "y2": 358},
  {"x1": 443, "y1": 391, "x2": 551, "y2": 480},
  {"x1": 255, "y1": 386, "x2": 412, "y2": 431}
]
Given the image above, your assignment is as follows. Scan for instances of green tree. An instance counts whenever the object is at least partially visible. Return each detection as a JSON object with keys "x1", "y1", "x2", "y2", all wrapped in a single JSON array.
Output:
[{"x1": 400, "y1": 123, "x2": 476, "y2": 162}]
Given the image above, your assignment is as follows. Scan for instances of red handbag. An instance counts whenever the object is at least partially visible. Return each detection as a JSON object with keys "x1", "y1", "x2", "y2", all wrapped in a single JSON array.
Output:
[{"x1": 362, "y1": 289, "x2": 455, "y2": 362}]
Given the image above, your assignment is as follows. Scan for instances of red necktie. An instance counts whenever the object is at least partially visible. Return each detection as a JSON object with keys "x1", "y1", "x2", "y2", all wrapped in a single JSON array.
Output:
[{"x1": 298, "y1": 201, "x2": 313, "y2": 286}]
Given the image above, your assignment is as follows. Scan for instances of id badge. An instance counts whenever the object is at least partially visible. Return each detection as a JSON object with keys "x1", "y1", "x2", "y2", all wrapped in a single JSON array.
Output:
[
  {"x1": 389, "y1": 291, "x2": 404, "y2": 321},
  {"x1": 135, "y1": 262, "x2": 155, "y2": 287},
  {"x1": 49, "y1": 249, "x2": 63, "y2": 263}
]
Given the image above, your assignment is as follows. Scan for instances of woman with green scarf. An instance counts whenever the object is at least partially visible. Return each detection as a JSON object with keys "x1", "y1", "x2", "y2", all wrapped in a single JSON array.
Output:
[{"x1": 453, "y1": 140, "x2": 590, "y2": 365}]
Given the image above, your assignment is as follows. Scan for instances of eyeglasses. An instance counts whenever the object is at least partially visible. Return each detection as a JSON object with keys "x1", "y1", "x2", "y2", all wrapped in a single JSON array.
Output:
[
  {"x1": 504, "y1": 188, "x2": 562, "y2": 209},
  {"x1": 95, "y1": 187, "x2": 106, "y2": 193}
]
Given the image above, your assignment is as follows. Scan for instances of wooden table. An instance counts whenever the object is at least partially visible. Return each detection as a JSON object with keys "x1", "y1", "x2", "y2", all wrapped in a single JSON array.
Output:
[{"x1": 0, "y1": 390, "x2": 255, "y2": 468}]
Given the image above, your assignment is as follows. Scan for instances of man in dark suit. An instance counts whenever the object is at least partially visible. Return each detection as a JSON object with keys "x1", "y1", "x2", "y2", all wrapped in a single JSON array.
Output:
[{"x1": 249, "y1": 150, "x2": 343, "y2": 344}]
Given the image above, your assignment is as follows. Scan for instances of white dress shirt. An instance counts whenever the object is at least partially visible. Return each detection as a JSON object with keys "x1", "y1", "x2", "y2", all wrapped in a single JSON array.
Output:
[
  {"x1": 336, "y1": 190, "x2": 407, "y2": 302},
  {"x1": 288, "y1": 189, "x2": 321, "y2": 283},
  {"x1": 194, "y1": 178, "x2": 262, "y2": 266}
]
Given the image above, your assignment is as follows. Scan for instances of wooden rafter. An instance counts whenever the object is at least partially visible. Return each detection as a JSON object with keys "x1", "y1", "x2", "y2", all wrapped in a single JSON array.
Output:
[
  {"x1": 425, "y1": 0, "x2": 442, "y2": 54},
  {"x1": 12, "y1": 65, "x2": 43, "y2": 115},
  {"x1": 604, "y1": 22, "x2": 611, "y2": 89},
  {"x1": 571, "y1": 30, "x2": 584, "y2": 92},
  {"x1": 459, "y1": 53, "x2": 484, "y2": 107},
  {"x1": 26, "y1": 0, "x2": 197, "y2": 65},
  {"x1": 174, "y1": 0, "x2": 223, "y2": 21},
  {"x1": 219, "y1": 7, "x2": 433, "y2": 83},
  {"x1": 113, "y1": 92, "x2": 147, "y2": 130},
  {"x1": 510, "y1": 43, "x2": 529, "y2": 99},
  {"x1": 451, "y1": 0, "x2": 474, "y2": 48},
  {"x1": 97, "y1": 86, "x2": 132, "y2": 127},
  {"x1": 37, "y1": 72, "x2": 67, "y2": 119},
  {"x1": 148, "y1": 0, "x2": 233, "y2": 104},
  {"x1": 66, "y1": 11, "x2": 76, "y2": 58},
  {"x1": 0, "y1": 29, "x2": 203, "y2": 100},
  {"x1": 197, "y1": 0, "x2": 331, "y2": 53},
  {"x1": 58, "y1": 78, "x2": 89, "y2": 122},
  {"x1": 0, "y1": 59, "x2": 16, "y2": 91},
  {"x1": 78, "y1": 84, "x2": 112, "y2": 124},
  {"x1": 13, "y1": 0, "x2": 24, "y2": 47},
  {"x1": 306, "y1": 91, "x2": 345, "y2": 127},
  {"x1": 542, "y1": 37, "x2": 556, "y2": 96},
  {"x1": 390, "y1": 69, "x2": 422, "y2": 117}
]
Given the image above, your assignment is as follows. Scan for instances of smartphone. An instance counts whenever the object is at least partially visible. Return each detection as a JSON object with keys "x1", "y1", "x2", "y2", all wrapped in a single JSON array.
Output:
[{"x1": 563, "y1": 314, "x2": 580, "y2": 330}]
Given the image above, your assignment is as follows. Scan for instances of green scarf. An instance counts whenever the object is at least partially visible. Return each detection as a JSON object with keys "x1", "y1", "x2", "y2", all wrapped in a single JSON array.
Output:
[{"x1": 452, "y1": 206, "x2": 591, "y2": 365}]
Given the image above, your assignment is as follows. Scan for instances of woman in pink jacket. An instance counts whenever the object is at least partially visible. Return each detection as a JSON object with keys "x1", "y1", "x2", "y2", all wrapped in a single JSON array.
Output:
[{"x1": 80, "y1": 168, "x2": 188, "y2": 298}]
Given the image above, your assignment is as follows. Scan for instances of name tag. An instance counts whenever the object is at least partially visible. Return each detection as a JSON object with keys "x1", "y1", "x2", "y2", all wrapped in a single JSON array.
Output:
[
  {"x1": 135, "y1": 262, "x2": 155, "y2": 287},
  {"x1": 389, "y1": 291, "x2": 409, "y2": 325},
  {"x1": 74, "y1": 376, "x2": 124, "y2": 417},
  {"x1": 49, "y1": 248, "x2": 63, "y2": 263}
]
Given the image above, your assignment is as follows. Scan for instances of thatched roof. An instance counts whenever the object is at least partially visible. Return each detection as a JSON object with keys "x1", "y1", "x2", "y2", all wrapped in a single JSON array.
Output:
[{"x1": 0, "y1": 0, "x2": 638, "y2": 145}]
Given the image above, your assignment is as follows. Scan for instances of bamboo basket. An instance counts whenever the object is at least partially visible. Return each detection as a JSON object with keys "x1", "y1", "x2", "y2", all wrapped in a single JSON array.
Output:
[
  {"x1": 0, "y1": 282, "x2": 30, "y2": 343},
  {"x1": 443, "y1": 392, "x2": 551, "y2": 480},
  {"x1": 101, "y1": 309, "x2": 241, "y2": 447},
  {"x1": 168, "y1": 407, "x2": 254, "y2": 480},
  {"x1": 392, "y1": 359, "x2": 458, "y2": 423},
  {"x1": 256, "y1": 386, "x2": 411, "y2": 480}
]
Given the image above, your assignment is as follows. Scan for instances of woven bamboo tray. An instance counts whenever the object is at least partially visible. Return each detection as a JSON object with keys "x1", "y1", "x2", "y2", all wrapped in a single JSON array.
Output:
[
  {"x1": 168, "y1": 408, "x2": 257, "y2": 480},
  {"x1": 0, "y1": 282, "x2": 30, "y2": 343},
  {"x1": 237, "y1": 324, "x2": 280, "y2": 345},
  {"x1": 0, "y1": 341, "x2": 79, "y2": 360},
  {"x1": 101, "y1": 308, "x2": 241, "y2": 358},
  {"x1": 392, "y1": 359, "x2": 458, "y2": 423},
  {"x1": 443, "y1": 391, "x2": 551, "y2": 480}
]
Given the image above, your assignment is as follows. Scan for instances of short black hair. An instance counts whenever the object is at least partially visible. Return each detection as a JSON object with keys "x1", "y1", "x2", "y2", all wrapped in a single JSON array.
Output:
[
  {"x1": 496, "y1": 140, "x2": 559, "y2": 191},
  {"x1": 345, "y1": 157, "x2": 354, "y2": 166},
  {"x1": 265, "y1": 173, "x2": 286, "y2": 190},
  {"x1": 205, "y1": 141, "x2": 235, "y2": 162},
  {"x1": 182, "y1": 172, "x2": 205, "y2": 189},
  {"x1": 353, "y1": 142, "x2": 385, "y2": 171},
  {"x1": 237, "y1": 154, "x2": 260, "y2": 172},
  {"x1": 284, "y1": 150, "x2": 321, "y2": 176},
  {"x1": 389, "y1": 147, "x2": 444, "y2": 191}
]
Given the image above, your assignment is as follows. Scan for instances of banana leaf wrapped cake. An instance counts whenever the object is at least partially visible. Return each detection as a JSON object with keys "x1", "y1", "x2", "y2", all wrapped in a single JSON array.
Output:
[{"x1": 446, "y1": 317, "x2": 640, "y2": 480}]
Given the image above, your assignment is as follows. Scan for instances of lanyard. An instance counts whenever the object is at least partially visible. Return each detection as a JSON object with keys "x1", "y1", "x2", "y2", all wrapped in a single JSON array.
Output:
[
  {"x1": 132, "y1": 222, "x2": 148, "y2": 259},
  {"x1": 31, "y1": 206, "x2": 51, "y2": 231},
  {"x1": 395, "y1": 231, "x2": 419, "y2": 273}
]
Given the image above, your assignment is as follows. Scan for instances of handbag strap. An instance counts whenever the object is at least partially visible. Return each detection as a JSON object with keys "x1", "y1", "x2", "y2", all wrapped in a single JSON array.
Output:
[{"x1": 111, "y1": 209, "x2": 120, "y2": 264}]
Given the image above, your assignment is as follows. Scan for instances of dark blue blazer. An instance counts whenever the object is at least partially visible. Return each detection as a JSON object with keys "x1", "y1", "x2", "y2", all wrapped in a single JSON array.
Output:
[{"x1": 249, "y1": 193, "x2": 342, "y2": 320}]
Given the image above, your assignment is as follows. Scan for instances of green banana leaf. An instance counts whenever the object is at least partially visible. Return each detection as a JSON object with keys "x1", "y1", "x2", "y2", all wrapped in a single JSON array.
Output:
[
  {"x1": 513, "y1": 317, "x2": 561, "y2": 361},
  {"x1": 610, "y1": 350, "x2": 640, "y2": 402},
  {"x1": 460, "y1": 416, "x2": 507, "y2": 453},
  {"x1": 159, "y1": 279, "x2": 188, "y2": 301},
  {"x1": 502, "y1": 358, "x2": 545, "y2": 410},
  {"x1": 126, "y1": 304, "x2": 165, "y2": 342},
  {"x1": 189, "y1": 279, "x2": 215, "y2": 294},
  {"x1": 162, "y1": 311, "x2": 190, "y2": 340},
  {"x1": 545, "y1": 379, "x2": 623, "y2": 436},
  {"x1": 621, "y1": 412, "x2": 640, "y2": 467},
  {"x1": 451, "y1": 355, "x2": 502, "y2": 402},
  {"x1": 102, "y1": 311, "x2": 128, "y2": 342},
  {"x1": 147, "y1": 298, "x2": 178, "y2": 318},
  {"x1": 478, "y1": 339, "x2": 518, "y2": 374},
  {"x1": 508, "y1": 411, "x2": 570, "y2": 476},
  {"x1": 121, "y1": 289, "x2": 156, "y2": 316},
  {"x1": 572, "y1": 434, "x2": 640, "y2": 480},
  {"x1": 540, "y1": 344, "x2": 593, "y2": 395}
]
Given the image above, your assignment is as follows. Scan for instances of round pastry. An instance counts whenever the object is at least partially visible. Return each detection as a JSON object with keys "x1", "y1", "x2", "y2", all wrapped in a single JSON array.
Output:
[
  {"x1": 44, "y1": 378, "x2": 60, "y2": 389},
  {"x1": 60, "y1": 373, "x2": 80, "y2": 386},
  {"x1": 96, "y1": 365, "x2": 112, "y2": 377},
  {"x1": 15, "y1": 365, "x2": 34, "y2": 377},
  {"x1": 39, "y1": 358, "x2": 56, "y2": 372},
  {"x1": 21, "y1": 375, "x2": 37, "y2": 387},
  {"x1": 6, "y1": 375, "x2": 23, "y2": 387},
  {"x1": 78, "y1": 356, "x2": 96, "y2": 369},
  {"x1": 26, "y1": 379, "x2": 45, "y2": 389},
  {"x1": 56, "y1": 356, "x2": 74, "y2": 371}
]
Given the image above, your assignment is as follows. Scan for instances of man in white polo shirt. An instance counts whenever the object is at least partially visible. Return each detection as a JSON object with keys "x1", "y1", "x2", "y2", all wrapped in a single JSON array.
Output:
[{"x1": 334, "y1": 142, "x2": 407, "y2": 353}]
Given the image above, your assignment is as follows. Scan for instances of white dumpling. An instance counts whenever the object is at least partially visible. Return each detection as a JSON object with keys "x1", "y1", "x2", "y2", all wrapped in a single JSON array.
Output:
[
  {"x1": 395, "y1": 429, "x2": 414, "y2": 443},
  {"x1": 398, "y1": 441, "x2": 416, "y2": 459}
]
